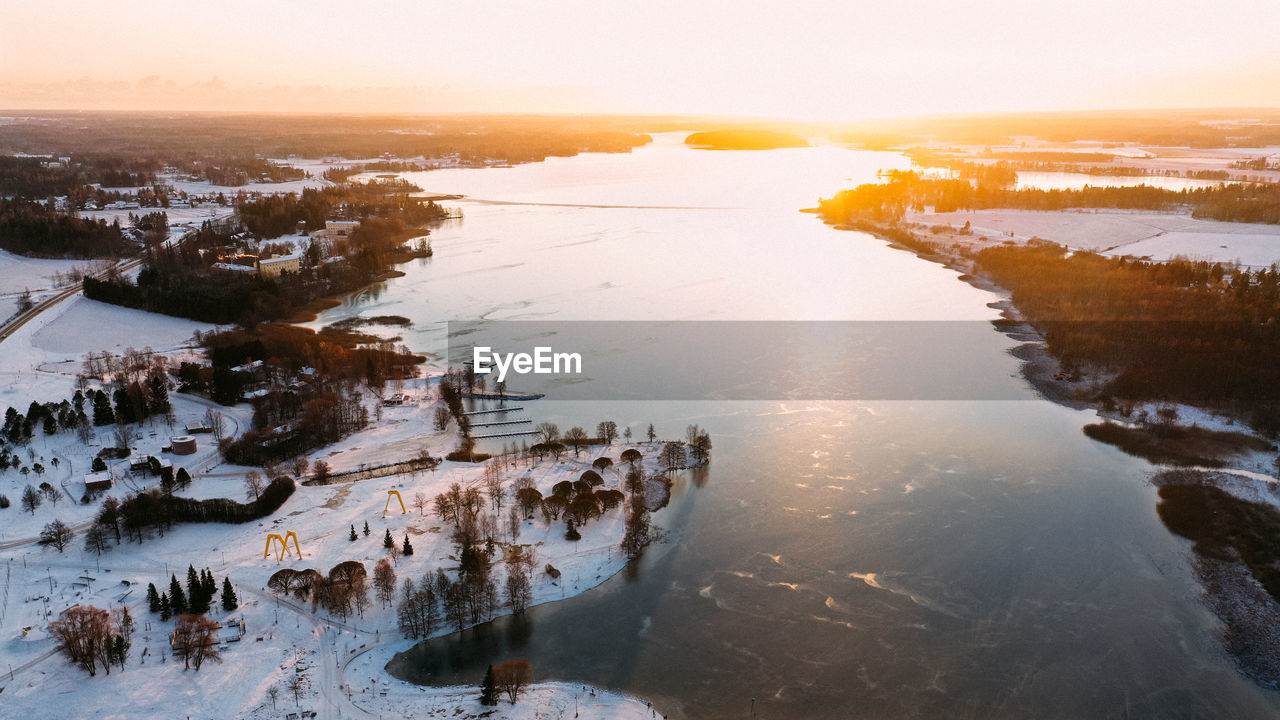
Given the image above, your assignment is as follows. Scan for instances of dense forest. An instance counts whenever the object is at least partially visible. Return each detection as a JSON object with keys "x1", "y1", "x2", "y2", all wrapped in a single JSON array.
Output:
[
  {"x1": 0, "y1": 155, "x2": 156, "y2": 197},
  {"x1": 0, "y1": 197, "x2": 133, "y2": 257},
  {"x1": 974, "y1": 243, "x2": 1280, "y2": 433},
  {"x1": 819, "y1": 174, "x2": 1280, "y2": 224}
]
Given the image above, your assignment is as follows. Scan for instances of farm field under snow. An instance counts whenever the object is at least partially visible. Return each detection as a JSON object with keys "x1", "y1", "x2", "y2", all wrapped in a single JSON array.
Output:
[{"x1": 909, "y1": 208, "x2": 1280, "y2": 266}]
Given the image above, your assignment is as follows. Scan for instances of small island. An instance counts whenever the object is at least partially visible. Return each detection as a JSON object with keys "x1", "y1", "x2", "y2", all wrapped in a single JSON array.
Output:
[{"x1": 684, "y1": 129, "x2": 809, "y2": 150}]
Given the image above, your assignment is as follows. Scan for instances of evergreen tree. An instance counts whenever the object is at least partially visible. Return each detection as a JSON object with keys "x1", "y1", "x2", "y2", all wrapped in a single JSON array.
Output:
[
  {"x1": 159, "y1": 592, "x2": 172, "y2": 621},
  {"x1": 169, "y1": 574, "x2": 187, "y2": 615},
  {"x1": 186, "y1": 566, "x2": 204, "y2": 613},
  {"x1": 363, "y1": 521, "x2": 370, "y2": 536},
  {"x1": 175, "y1": 467, "x2": 191, "y2": 489},
  {"x1": 402, "y1": 535, "x2": 414, "y2": 556},
  {"x1": 147, "y1": 582, "x2": 161, "y2": 613},
  {"x1": 147, "y1": 374, "x2": 170, "y2": 415},
  {"x1": 221, "y1": 577, "x2": 238, "y2": 611},
  {"x1": 202, "y1": 569, "x2": 216, "y2": 599},
  {"x1": 384, "y1": 528, "x2": 394, "y2": 549},
  {"x1": 92, "y1": 390, "x2": 114, "y2": 426},
  {"x1": 349, "y1": 524, "x2": 358, "y2": 542},
  {"x1": 480, "y1": 665, "x2": 498, "y2": 706}
]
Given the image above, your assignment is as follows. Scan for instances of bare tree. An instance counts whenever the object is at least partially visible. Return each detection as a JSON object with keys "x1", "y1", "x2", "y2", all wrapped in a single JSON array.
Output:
[
  {"x1": 563, "y1": 427, "x2": 588, "y2": 456},
  {"x1": 506, "y1": 505, "x2": 522, "y2": 543},
  {"x1": 172, "y1": 614, "x2": 221, "y2": 670},
  {"x1": 484, "y1": 461, "x2": 504, "y2": 511},
  {"x1": 21, "y1": 484, "x2": 41, "y2": 514},
  {"x1": 286, "y1": 671, "x2": 309, "y2": 706},
  {"x1": 534, "y1": 422, "x2": 559, "y2": 444},
  {"x1": 493, "y1": 660, "x2": 533, "y2": 704},
  {"x1": 204, "y1": 408, "x2": 225, "y2": 444},
  {"x1": 412, "y1": 492, "x2": 428, "y2": 516},
  {"x1": 504, "y1": 563, "x2": 532, "y2": 614},
  {"x1": 311, "y1": 460, "x2": 332, "y2": 483},
  {"x1": 373, "y1": 558, "x2": 397, "y2": 608},
  {"x1": 596, "y1": 420, "x2": 618, "y2": 444},
  {"x1": 266, "y1": 686, "x2": 280, "y2": 709},
  {"x1": 112, "y1": 420, "x2": 132, "y2": 450},
  {"x1": 290, "y1": 456, "x2": 310, "y2": 478},
  {"x1": 40, "y1": 519, "x2": 73, "y2": 552},
  {"x1": 84, "y1": 522, "x2": 111, "y2": 555},
  {"x1": 243, "y1": 470, "x2": 265, "y2": 501},
  {"x1": 350, "y1": 574, "x2": 370, "y2": 618},
  {"x1": 50, "y1": 605, "x2": 113, "y2": 676}
]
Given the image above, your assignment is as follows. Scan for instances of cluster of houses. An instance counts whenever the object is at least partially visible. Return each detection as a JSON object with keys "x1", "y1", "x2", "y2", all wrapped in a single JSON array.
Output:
[{"x1": 208, "y1": 220, "x2": 358, "y2": 278}]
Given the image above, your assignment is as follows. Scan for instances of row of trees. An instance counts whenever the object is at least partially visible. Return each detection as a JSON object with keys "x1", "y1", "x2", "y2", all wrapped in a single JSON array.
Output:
[
  {"x1": 145, "y1": 566, "x2": 236, "y2": 620},
  {"x1": 818, "y1": 173, "x2": 1280, "y2": 224}
]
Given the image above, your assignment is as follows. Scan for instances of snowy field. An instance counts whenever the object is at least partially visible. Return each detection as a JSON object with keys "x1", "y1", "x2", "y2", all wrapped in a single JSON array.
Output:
[
  {"x1": 0, "y1": 250, "x2": 97, "y2": 298},
  {"x1": 77, "y1": 206, "x2": 235, "y2": 229},
  {"x1": 909, "y1": 208, "x2": 1280, "y2": 266}
]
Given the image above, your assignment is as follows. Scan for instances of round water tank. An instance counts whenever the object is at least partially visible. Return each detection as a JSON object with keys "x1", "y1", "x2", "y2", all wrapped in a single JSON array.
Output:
[{"x1": 171, "y1": 436, "x2": 198, "y2": 455}]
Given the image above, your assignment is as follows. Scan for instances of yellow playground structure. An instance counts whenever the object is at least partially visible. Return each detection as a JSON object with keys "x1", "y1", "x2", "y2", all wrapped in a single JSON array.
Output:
[
  {"x1": 263, "y1": 531, "x2": 302, "y2": 561},
  {"x1": 384, "y1": 489, "x2": 406, "y2": 516}
]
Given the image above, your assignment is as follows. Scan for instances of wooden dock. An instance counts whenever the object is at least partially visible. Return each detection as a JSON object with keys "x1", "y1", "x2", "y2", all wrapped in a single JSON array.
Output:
[
  {"x1": 470, "y1": 419, "x2": 532, "y2": 428},
  {"x1": 463, "y1": 406, "x2": 525, "y2": 416},
  {"x1": 472, "y1": 428, "x2": 539, "y2": 439}
]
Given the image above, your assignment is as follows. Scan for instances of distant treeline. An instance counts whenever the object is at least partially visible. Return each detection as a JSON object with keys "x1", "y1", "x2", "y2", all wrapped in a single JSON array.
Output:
[
  {"x1": 684, "y1": 129, "x2": 808, "y2": 150},
  {"x1": 0, "y1": 114, "x2": 653, "y2": 168},
  {"x1": 819, "y1": 175, "x2": 1280, "y2": 224},
  {"x1": 974, "y1": 243, "x2": 1280, "y2": 434},
  {"x1": 835, "y1": 110, "x2": 1280, "y2": 148},
  {"x1": 0, "y1": 197, "x2": 133, "y2": 257}
]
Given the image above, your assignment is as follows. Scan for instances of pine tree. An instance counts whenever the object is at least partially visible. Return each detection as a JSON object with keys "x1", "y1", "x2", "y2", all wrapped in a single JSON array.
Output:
[
  {"x1": 203, "y1": 569, "x2": 216, "y2": 599},
  {"x1": 384, "y1": 528, "x2": 394, "y2": 549},
  {"x1": 159, "y1": 592, "x2": 172, "y2": 621},
  {"x1": 147, "y1": 582, "x2": 161, "y2": 613},
  {"x1": 349, "y1": 524, "x2": 358, "y2": 542},
  {"x1": 221, "y1": 577, "x2": 238, "y2": 611},
  {"x1": 187, "y1": 566, "x2": 206, "y2": 614},
  {"x1": 480, "y1": 665, "x2": 498, "y2": 706},
  {"x1": 92, "y1": 391, "x2": 114, "y2": 426},
  {"x1": 363, "y1": 521, "x2": 371, "y2": 537},
  {"x1": 169, "y1": 574, "x2": 187, "y2": 615},
  {"x1": 402, "y1": 535, "x2": 414, "y2": 556}
]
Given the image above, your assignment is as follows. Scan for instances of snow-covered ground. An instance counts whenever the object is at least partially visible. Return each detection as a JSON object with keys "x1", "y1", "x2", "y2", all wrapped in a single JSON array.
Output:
[
  {"x1": 0, "y1": 250, "x2": 98, "y2": 299},
  {"x1": 909, "y1": 208, "x2": 1280, "y2": 266},
  {"x1": 77, "y1": 205, "x2": 236, "y2": 230},
  {"x1": 0, "y1": 289, "x2": 669, "y2": 718}
]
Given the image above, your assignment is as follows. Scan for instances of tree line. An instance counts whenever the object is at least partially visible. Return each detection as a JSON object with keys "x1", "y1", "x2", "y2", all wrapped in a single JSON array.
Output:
[{"x1": 819, "y1": 174, "x2": 1280, "y2": 224}]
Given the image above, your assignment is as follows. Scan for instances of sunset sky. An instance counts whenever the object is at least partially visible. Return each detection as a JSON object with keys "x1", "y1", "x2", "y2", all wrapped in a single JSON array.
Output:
[{"x1": 3, "y1": 0, "x2": 1278, "y2": 118}]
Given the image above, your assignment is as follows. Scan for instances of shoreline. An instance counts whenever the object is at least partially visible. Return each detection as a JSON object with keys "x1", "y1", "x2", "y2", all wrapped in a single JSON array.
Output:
[{"x1": 823, "y1": 213, "x2": 1280, "y2": 686}]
